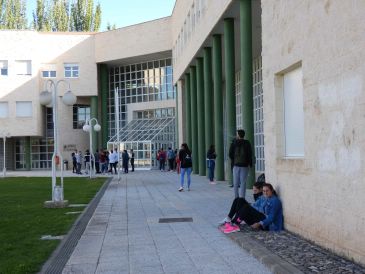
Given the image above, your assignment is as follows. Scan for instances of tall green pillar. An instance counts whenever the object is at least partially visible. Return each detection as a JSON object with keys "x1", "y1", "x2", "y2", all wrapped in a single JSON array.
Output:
[
  {"x1": 196, "y1": 57, "x2": 205, "y2": 176},
  {"x1": 184, "y1": 74, "x2": 192, "y2": 147},
  {"x1": 175, "y1": 84, "x2": 179, "y2": 147},
  {"x1": 91, "y1": 96, "x2": 98, "y2": 152},
  {"x1": 189, "y1": 66, "x2": 199, "y2": 174},
  {"x1": 212, "y1": 35, "x2": 224, "y2": 181},
  {"x1": 99, "y1": 64, "x2": 109, "y2": 148},
  {"x1": 203, "y1": 47, "x2": 214, "y2": 159},
  {"x1": 224, "y1": 18, "x2": 236, "y2": 184},
  {"x1": 25, "y1": 137, "x2": 31, "y2": 170},
  {"x1": 240, "y1": 0, "x2": 255, "y2": 188}
]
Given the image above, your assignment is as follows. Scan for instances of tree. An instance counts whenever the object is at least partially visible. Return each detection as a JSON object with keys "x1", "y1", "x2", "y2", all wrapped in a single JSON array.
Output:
[
  {"x1": 32, "y1": 0, "x2": 101, "y2": 32},
  {"x1": 0, "y1": 0, "x2": 27, "y2": 29},
  {"x1": 106, "y1": 21, "x2": 116, "y2": 31},
  {"x1": 33, "y1": 0, "x2": 51, "y2": 31},
  {"x1": 51, "y1": 0, "x2": 69, "y2": 31},
  {"x1": 70, "y1": 0, "x2": 100, "y2": 32}
]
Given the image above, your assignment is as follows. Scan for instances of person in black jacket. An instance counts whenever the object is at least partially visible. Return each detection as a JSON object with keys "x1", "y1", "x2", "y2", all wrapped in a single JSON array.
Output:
[
  {"x1": 178, "y1": 143, "x2": 192, "y2": 192},
  {"x1": 206, "y1": 145, "x2": 217, "y2": 184},
  {"x1": 229, "y1": 129, "x2": 253, "y2": 198}
]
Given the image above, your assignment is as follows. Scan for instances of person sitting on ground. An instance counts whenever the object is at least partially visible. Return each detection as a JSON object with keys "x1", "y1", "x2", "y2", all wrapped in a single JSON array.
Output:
[
  {"x1": 219, "y1": 181, "x2": 264, "y2": 225},
  {"x1": 219, "y1": 183, "x2": 283, "y2": 234}
]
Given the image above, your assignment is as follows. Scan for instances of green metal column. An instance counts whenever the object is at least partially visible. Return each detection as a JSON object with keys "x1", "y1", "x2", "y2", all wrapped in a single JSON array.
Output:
[
  {"x1": 25, "y1": 137, "x2": 31, "y2": 170},
  {"x1": 204, "y1": 47, "x2": 214, "y2": 162},
  {"x1": 184, "y1": 74, "x2": 192, "y2": 147},
  {"x1": 175, "y1": 83, "x2": 179, "y2": 147},
  {"x1": 196, "y1": 57, "x2": 206, "y2": 176},
  {"x1": 189, "y1": 66, "x2": 199, "y2": 174},
  {"x1": 212, "y1": 35, "x2": 224, "y2": 181},
  {"x1": 99, "y1": 64, "x2": 109, "y2": 148},
  {"x1": 224, "y1": 18, "x2": 236, "y2": 184},
  {"x1": 240, "y1": 0, "x2": 255, "y2": 188},
  {"x1": 91, "y1": 96, "x2": 98, "y2": 153}
]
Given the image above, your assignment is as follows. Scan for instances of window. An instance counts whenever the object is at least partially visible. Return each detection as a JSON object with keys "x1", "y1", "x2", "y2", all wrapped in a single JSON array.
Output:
[
  {"x1": 0, "y1": 60, "x2": 8, "y2": 76},
  {"x1": 73, "y1": 104, "x2": 90, "y2": 129},
  {"x1": 15, "y1": 60, "x2": 32, "y2": 75},
  {"x1": 16, "y1": 101, "x2": 33, "y2": 117},
  {"x1": 0, "y1": 102, "x2": 8, "y2": 118},
  {"x1": 64, "y1": 63, "x2": 79, "y2": 78},
  {"x1": 283, "y1": 66, "x2": 304, "y2": 157},
  {"x1": 42, "y1": 64, "x2": 56, "y2": 78}
]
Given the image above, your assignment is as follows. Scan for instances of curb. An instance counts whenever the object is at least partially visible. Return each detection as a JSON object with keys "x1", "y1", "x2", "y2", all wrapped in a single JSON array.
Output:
[
  {"x1": 228, "y1": 232, "x2": 304, "y2": 274},
  {"x1": 39, "y1": 177, "x2": 113, "y2": 274}
]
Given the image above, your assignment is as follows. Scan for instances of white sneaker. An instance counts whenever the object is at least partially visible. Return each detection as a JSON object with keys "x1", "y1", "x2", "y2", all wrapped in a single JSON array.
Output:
[
  {"x1": 218, "y1": 217, "x2": 231, "y2": 226},
  {"x1": 178, "y1": 187, "x2": 184, "y2": 192}
]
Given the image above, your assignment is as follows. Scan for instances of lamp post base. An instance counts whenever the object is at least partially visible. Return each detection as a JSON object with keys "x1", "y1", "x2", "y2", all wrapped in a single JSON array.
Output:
[{"x1": 44, "y1": 200, "x2": 69, "y2": 208}]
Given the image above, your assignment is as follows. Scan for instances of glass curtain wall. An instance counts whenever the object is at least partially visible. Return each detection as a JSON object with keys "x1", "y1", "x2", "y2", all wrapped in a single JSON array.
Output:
[
  {"x1": 234, "y1": 56, "x2": 265, "y2": 174},
  {"x1": 108, "y1": 59, "x2": 174, "y2": 139},
  {"x1": 14, "y1": 107, "x2": 54, "y2": 170}
]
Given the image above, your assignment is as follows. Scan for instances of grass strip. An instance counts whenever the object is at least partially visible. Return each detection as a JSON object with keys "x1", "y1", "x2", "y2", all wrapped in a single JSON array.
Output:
[{"x1": 0, "y1": 177, "x2": 105, "y2": 274}]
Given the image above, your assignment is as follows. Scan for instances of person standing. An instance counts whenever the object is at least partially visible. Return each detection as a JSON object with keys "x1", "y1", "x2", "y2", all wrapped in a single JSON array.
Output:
[
  {"x1": 167, "y1": 147, "x2": 175, "y2": 171},
  {"x1": 108, "y1": 150, "x2": 115, "y2": 174},
  {"x1": 72, "y1": 150, "x2": 77, "y2": 173},
  {"x1": 178, "y1": 143, "x2": 192, "y2": 192},
  {"x1": 84, "y1": 150, "x2": 91, "y2": 175},
  {"x1": 99, "y1": 150, "x2": 107, "y2": 174},
  {"x1": 122, "y1": 150, "x2": 129, "y2": 173},
  {"x1": 206, "y1": 145, "x2": 217, "y2": 184},
  {"x1": 229, "y1": 129, "x2": 253, "y2": 198},
  {"x1": 159, "y1": 148, "x2": 166, "y2": 171},
  {"x1": 130, "y1": 149, "x2": 135, "y2": 172},
  {"x1": 94, "y1": 149, "x2": 100, "y2": 174},
  {"x1": 76, "y1": 151, "x2": 82, "y2": 174},
  {"x1": 113, "y1": 148, "x2": 119, "y2": 174}
]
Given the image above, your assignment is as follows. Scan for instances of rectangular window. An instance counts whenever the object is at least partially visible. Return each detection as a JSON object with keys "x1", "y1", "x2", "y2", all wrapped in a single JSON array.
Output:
[
  {"x1": 16, "y1": 101, "x2": 33, "y2": 117},
  {"x1": 42, "y1": 64, "x2": 56, "y2": 78},
  {"x1": 73, "y1": 104, "x2": 90, "y2": 129},
  {"x1": 283, "y1": 66, "x2": 304, "y2": 157},
  {"x1": 64, "y1": 63, "x2": 79, "y2": 78},
  {"x1": 0, "y1": 102, "x2": 9, "y2": 118},
  {"x1": 15, "y1": 60, "x2": 32, "y2": 75},
  {"x1": 0, "y1": 60, "x2": 8, "y2": 76}
]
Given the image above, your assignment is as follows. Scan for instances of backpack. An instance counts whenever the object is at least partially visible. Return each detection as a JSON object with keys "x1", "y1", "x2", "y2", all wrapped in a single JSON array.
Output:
[
  {"x1": 183, "y1": 153, "x2": 192, "y2": 167},
  {"x1": 233, "y1": 142, "x2": 245, "y2": 166}
]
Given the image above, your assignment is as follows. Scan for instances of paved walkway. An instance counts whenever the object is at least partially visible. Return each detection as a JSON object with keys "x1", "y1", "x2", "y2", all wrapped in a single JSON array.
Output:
[{"x1": 61, "y1": 170, "x2": 271, "y2": 274}]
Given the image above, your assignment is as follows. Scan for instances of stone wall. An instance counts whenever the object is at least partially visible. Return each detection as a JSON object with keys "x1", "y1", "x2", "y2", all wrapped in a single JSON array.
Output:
[{"x1": 262, "y1": 0, "x2": 365, "y2": 264}]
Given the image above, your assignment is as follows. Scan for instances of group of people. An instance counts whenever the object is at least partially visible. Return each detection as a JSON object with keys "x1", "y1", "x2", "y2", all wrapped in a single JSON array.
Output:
[
  {"x1": 156, "y1": 147, "x2": 179, "y2": 172},
  {"x1": 71, "y1": 148, "x2": 135, "y2": 175},
  {"x1": 177, "y1": 128, "x2": 284, "y2": 233}
]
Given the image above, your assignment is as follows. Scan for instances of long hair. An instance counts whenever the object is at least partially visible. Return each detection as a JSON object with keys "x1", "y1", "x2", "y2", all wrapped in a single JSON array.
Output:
[
  {"x1": 181, "y1": 143, "x2": 191, "y2": 154},
  {"x1": 263, "y1": 183, "x2": 277, "y2": 196}
]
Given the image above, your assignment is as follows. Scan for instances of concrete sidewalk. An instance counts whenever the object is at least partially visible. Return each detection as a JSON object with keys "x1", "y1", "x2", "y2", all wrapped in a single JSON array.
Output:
[{"x1": 61, "y1": 171, "x2": 271, "y2": 274}]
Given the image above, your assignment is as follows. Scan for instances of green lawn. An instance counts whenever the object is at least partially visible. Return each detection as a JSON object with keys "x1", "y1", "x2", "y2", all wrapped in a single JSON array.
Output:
[{"x1": 0, "y1": 177, "x2": 106, "y2": 274}]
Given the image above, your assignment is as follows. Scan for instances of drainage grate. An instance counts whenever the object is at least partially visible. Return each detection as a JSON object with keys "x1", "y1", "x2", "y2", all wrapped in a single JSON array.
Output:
[{"x1": 159, "y1": 217, "x2": 193, "y2": 223}]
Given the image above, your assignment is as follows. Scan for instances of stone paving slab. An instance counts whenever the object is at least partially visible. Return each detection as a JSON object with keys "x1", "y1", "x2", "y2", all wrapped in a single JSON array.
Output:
[{"x1": 61, "y1": 171, "x2": 272, "y2": 274}]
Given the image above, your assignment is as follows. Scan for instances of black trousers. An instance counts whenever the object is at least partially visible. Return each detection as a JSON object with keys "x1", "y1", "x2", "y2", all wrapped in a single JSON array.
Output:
[
  {"x1": 130, "y1": 158, "x2": 134, "y2": 171},
  {"x1": 228, "y1": 198, "x2": 265, "y2": 225},
  {"x1": 168, "y1": 159, "x2": 174, "y2": 170}
]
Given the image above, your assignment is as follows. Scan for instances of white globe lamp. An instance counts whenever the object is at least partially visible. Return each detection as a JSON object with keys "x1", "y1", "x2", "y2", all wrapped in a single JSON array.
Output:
[
  {"x1": 39, "y1": 90, "x2": 52, "y2": 106},
  {"x1": 62, "y1": 90, "x2": 77, "y2": 106}
]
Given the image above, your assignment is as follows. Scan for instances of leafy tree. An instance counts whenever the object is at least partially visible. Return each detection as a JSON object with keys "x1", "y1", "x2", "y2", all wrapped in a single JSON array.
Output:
[
  {"x1": 0, "y1": 0, "x2": 27, "y2": 29},
  {"x1": 106, "y1": 21, "x2": 116, "y2": 31},
  {"x1": 33, "y1": 0, "x2": 51, "y2": 31},
  {"x1": 51, "y1": 0, "x2": 69, "y2": 31},
  {"x1": 70, "y1": 0, "x2": 100, "y2": 32}
]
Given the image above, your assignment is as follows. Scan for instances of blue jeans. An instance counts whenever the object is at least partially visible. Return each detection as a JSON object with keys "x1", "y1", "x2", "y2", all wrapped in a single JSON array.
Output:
[
  {"x1": 207, "y1": 159, "x2": 215, "y2": 181},
  {"x1": 180, "y1": 167, "x2": 192, "y2": 188},
  {"x1": 233, "y1": 166, "x2": 249, "y2": 198}
]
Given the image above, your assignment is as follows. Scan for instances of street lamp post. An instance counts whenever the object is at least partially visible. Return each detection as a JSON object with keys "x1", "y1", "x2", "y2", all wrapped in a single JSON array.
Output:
[
  {"x1": 39, "y1": 80, "x2": 77, "y2": 208},
  {"x1": 1, "y1": 132, "x2": 10, "y2": 177},
  {"x1": 83, "y1": 118, "x2": 101, "y2": 179}
]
